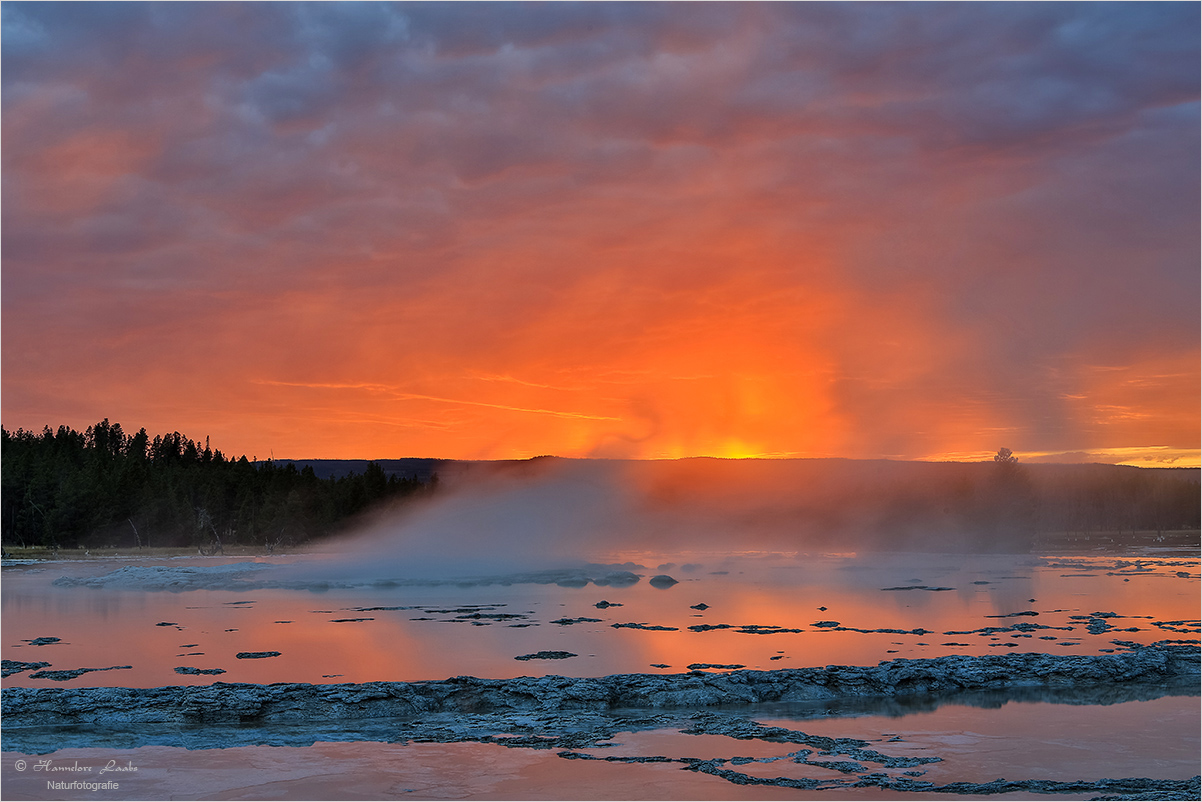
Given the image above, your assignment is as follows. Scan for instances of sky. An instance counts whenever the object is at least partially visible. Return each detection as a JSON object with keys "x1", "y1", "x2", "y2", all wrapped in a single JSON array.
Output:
[{"x1": 2, "y1": 1, "x2": 1199, "y2": 466}]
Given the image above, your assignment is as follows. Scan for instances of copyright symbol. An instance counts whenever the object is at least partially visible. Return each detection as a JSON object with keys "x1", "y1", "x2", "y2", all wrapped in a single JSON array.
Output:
[{"x1": 14, "y1": 760, "x2": 26, "y2": 771}]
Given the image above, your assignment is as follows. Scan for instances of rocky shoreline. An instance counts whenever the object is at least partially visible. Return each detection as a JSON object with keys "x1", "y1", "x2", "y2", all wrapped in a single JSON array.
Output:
[
  {"x1": 4, "y1": 644, "x2": 1197, "y2": 728},
  {"x1": 5, "y1": 646, "x2": 1198, "y2": 799}
]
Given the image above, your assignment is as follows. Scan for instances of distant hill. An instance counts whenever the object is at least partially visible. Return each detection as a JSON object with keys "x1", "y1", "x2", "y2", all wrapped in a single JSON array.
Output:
[
  {"x1": 273, "y1": 455, "x2": 1200, "y2": 485},
  {"x1": 269, "y1": 454, "x2": 577, "y2": 482},
  {"x1": 270, "y1": 458, "x2": 449, "y2": 482}
]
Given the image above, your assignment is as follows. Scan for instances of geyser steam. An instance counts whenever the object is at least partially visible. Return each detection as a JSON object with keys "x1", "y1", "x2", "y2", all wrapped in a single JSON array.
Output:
[
  {"x1": 280, "y1": 454, "x2": 1058, "y2": 586},
  {"x1": 283, "y1": 459, "x2": 650, "y2": 583}
]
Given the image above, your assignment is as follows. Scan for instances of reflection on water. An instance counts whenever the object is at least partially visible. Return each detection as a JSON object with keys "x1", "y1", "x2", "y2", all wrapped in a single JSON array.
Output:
[
  {"x1": 2, "y1": 694, "x2": 1198, "y2": 800},
  {"x1": 757, "y1": 694, "x2": 1200, "y2": 784},
  {"x1": 2, "y1": 547, "x2": 1198, "y2": 801},
  {"x1": 2, "y1": 550, "x2": 1198, "y2": 688}
]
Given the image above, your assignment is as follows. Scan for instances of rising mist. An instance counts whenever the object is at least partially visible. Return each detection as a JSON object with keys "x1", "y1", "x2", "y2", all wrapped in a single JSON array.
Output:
[{"x1": 276, "y1": 456, "x2": 1200, "y2": 583}]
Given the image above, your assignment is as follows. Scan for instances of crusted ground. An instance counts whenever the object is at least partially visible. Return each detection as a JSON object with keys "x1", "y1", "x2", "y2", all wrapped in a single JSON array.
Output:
[
  {"x1": 4, "y1": 644, "x2": 1196, "y2": 728},
  {"x1": 4, "y1": 645, "x2": 1197, "y2": 798}
]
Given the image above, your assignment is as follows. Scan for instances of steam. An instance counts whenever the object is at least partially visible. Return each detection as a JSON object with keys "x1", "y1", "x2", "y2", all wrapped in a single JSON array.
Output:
[
  {"x1": 281, "y1": 460, "x2": 651, "y2": 583},
  {"x1": 279, "y1": 455, "x2": 1052, "y2": 585}
]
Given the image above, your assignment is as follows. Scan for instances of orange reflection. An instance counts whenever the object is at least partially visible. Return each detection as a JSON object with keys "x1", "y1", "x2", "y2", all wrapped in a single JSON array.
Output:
[{"x1": 3, "y1": 551, "x2": 1197, "y2": 689}]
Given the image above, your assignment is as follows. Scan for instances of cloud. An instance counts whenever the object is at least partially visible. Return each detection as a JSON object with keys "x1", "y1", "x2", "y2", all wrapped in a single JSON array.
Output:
[{"x1": 2, "y1": 3, "x2": 1197, "y2": 463}]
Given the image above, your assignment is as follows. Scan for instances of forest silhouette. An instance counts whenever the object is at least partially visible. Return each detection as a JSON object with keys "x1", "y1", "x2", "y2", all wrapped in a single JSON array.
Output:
[{"x1": 1, "y1": 420, "x2": 434, "y2": 550}]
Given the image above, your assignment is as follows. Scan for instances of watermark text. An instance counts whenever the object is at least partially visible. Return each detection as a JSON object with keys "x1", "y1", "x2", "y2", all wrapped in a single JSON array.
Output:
[{"x1": 46, "y1": 781, "x2": 120, "y2": 791}]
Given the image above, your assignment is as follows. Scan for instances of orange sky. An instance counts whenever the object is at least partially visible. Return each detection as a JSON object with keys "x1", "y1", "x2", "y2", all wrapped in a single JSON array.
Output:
[{"x1": 2, "y1": 3, "x2": 1198, "y2": 466}]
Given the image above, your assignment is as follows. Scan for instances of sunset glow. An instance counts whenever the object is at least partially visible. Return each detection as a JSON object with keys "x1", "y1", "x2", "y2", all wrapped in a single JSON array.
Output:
[{"x1": 3, "y1": 3, "x2": 1198, "y2": 466}]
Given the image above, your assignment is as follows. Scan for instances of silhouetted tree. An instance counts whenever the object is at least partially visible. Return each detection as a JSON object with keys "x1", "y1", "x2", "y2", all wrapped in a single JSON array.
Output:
[{"x1": 994, "y1": 447, "x2": 1019, "y2": 464}]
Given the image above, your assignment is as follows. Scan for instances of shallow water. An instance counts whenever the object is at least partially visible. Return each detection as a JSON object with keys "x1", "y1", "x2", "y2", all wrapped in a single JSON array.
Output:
[
  {"x1": 2, "y1": 549, "x2": 1197, "y2": 687},
  {"x1": 2, "y1": 695, "x2": 1197, "y2": 800},
  {"x1": 2, "y1": 547, "x2": 1198, "y2": 800}
]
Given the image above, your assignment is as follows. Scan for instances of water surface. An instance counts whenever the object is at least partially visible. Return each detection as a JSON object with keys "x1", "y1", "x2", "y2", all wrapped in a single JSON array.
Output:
[
  {"x1": 2, "y1": 546, "x2": 1197, "y2": 800},
  {"x1": 3, "y1": 549, "x2": 1196, "y2": 687}
]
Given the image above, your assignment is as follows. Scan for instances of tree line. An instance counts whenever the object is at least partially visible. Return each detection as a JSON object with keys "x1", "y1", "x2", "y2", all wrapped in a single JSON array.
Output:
[
  {"x1": 1, "y1": 420, "x2": 436, "y2": 550},
  {"x1": 1026, "y1": 462, "x2": 1200, "y2": 536}
]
